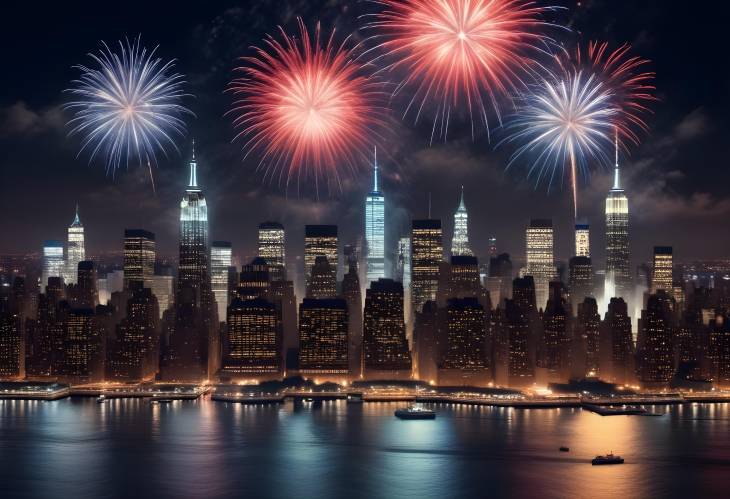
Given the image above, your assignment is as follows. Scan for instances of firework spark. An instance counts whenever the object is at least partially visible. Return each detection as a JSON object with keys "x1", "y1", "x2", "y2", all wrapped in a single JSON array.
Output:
[
  {"x1": 228, "y1": 20, "x2": 390, "y2": 193},
  {"x1": 502, "y1": 70, "x2": 618, "y2": 217},
  {"x1": 366, "y1": 0, "x2": 562, "y2": 140},
  {"x1": 572, "y1": 41, "x2": 656, "y2": 144},
  {"x1": 65, "y1": 37, "x2": 193, "y2": 190}
]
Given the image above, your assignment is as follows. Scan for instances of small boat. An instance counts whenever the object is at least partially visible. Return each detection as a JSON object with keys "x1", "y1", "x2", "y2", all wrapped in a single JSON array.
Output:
[
  {"x1": 151, "y1": 398, "x2": 173, "y2": 405},
  {"x1": 304, "y1": 397, "x2": 314, "y2": 402},
  {"x1": 96, "y1": 394, "x2": 107, "y2": 404},
  {"x1": 591, "y1": 453, "x2": 624, "y2": 465},
  {"x1": 395, "y1": 406, "x2": 436, "y2": 420},
  {"x1": 559, "y1": 446, "x2": 570, "y2": 452},
  {"x1": 346, "y1": 393, "x2": 364, "y2": 404}
]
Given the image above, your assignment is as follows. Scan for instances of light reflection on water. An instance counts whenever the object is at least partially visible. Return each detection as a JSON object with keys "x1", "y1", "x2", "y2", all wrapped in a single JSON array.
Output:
[{"x1": 1, "y1": 399, "x2": 729, "y2": 499}]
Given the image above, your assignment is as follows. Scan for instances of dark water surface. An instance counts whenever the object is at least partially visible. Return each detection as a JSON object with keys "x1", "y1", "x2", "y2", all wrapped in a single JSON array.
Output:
[{"x1": 1, "y1": 398, "x2": 729, "y2": 499}]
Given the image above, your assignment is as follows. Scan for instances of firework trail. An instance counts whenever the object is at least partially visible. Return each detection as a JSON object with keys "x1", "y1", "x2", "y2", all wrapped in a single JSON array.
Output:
[
  {"x1": 65, "y1": 36, "x2": 193, "y2": 193},
  {"x1": 365, "y1": 0, "x2": 563, "y2": 141},
  {"x1": 228, "y1": 19, "x2": 390, "y2": 195},
  {"x1": 502, "y1": 70, "x2": 618, "y2": 218}
]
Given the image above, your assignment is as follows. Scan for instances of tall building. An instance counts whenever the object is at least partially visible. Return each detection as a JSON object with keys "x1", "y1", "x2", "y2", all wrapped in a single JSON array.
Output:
[
  {"x1": 306, "y1": 256, "x2": 337, "y2": 299},
  {"x1": 569, "y1": 256, "x2": 594, "y2": 310},
  {"x1": 211, "y1": 241, "x2": 233, "y2": 323},
  {"x1": 486, "y1": 253, "x2": 513, "y2": 308},
  {"x1": 488, "y1": 236, "x2": 498, "y2": 258},
  {"x1": 342, "y1": 258, "x2": 363, "y2": 377},
  {"x1": 450, "y1": 186, "x2": 473, "y2": 257},
  {"x1": 60, "y1": 307, "x2": 104, "y2": 382},
  {"x1": 576, "y1": 297, "x2": 601, "y2": 377},
  {"x1": 365, "y1": 149, "x2": 385, "y2": 282},
  {"x1": 651, "y1": 246, "x2": 673, "y2": 294},
  {"x1": 411, "y1": 219, "x2": 443, "y2": 317},
  {"x1": 637, "y1": 291, "x2": 675, "y2": 386},
  {"x1": 304, "y1": 225, "x2": 338, "y2": 287},
  {"x1": 600, "y1": 297, "x2": 634, "y2": 384},
  {"x1": 75, "y1": 260, "x2": 98, "y2": 309},
  {"x1": 65, "y1": 205, "x2": 85, "y2": 285},
  {"x1": 541, "y1": 281, "x2": 570, "y2": 381},
  {"x1": 525, "y1": 219, "x2": 554, "y2": 310},
  {"x1": 0, "y1": 288, "x2": 23, "y2": 378},
  {"x1": 108, "y1": 284, "x2": 160, "y2": 381},
  {"x1": 123, "y1": 229, "x2": 156, "y2": 289},
  {"x1": 298, "y1": 298, "x2": 349, "y2": 377},
  {"x1": 165, "y1": 147, "x2": 217, "y2": 381},
  {"x1": 42, "y1": 240, "x2": 64, "y2": 292},
  {"x1": 575, "y1": 223, "x2": 590, "y2": 257},
  {"x1": 605, "y1": 140, "x2": 631, "y2": 301},
  {"x1": 258, "y1": 222, "x2": 286, "y2": 281},
  {"x1": 223, "y1": 297, "x2": 280, "y2": 378},
  {"x1": 439, "y1": 297, "x2": 489, "y2": 386},
  {"x1": 363, "y1": 279, "x2": 412, "y2": 379}
]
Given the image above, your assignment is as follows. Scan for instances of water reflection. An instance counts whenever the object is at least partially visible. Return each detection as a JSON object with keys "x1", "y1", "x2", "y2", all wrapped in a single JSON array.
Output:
[{"x1": 2, "y1": 399, "x2": 730, "y2": 499}]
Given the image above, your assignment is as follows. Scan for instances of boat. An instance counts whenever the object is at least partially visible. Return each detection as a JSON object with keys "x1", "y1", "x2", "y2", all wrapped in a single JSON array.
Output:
[
  {"x1": 346, "y1": 393, "x2": 364, "y2": 404},
  {"x1": 559, "y1": 446, "x2": 570, "y2": 452},
  {"x1": 591, "y1": 453, "x2": 624, "y2": 465},
  {"x1": 304, "y1": 397, "x2": 314, "y2": 402},
  {"x1": 151, "y1": 398, "x2": 173, "y2": 405},
  {"x1": 96, "y1": 394, "x2": 107, "y2": 404},
  {"x1": 394, "y1": 406, "x2": 436, "y2": 420}
]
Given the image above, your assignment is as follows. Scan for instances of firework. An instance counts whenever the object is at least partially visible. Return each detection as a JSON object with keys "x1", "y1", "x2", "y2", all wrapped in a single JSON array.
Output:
[
  {"x1": 366, "y1": 0, "x2": 562, "y2": 139},
  {"x1": 228, "y1": 20, "x2": 390, "y2": 193},
  {"x1": 65, "y1": 37, "x2": 192, "y2": 190},
  {"x1": 571, "y1": 41, "x2": 656, "y2": 144},
  {"x1": 502, "y1": 70, "x2": 618, "y2": 217}
]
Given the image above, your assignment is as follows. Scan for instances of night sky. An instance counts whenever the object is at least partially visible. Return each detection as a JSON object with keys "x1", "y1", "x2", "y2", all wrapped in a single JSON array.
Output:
[{"x1": 1, "y1": 1, "x2": 728, "y2": 269}]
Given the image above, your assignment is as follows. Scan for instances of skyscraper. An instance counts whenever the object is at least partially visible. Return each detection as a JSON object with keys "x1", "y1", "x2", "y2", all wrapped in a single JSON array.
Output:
[
  {"x1": 651, "y1": 246, "x2": 673, "y2": 294},
  {"x1": 65, "y1": 205, "x2": 85, "y2": 285},
  {"x1": 396, "y1": 237, "x2": 411, "y2": 287},
  {"x1": 569, "y1": 256, "x2": 594, "y2": 309},
  {"x1": 600, "y1": 297, "x2": 634, "y2": 384},
  {"x1": 605, "y1": 140, "x2": 631, "y2": 301},
  {"x1": 123, "y1": 229, "x2": 156, "y2": 289},
  {"x1": 306, "y1": 256, "x2": 337, "y2": 299},
  {"x1": 342, "y1": 256, "x2": 363, "y2": 377},
  {"x1": 298, "y1": 298, "x2": 349, "y2": 377},
  {"x1": 165, "y1": 146, "x2": 217, "y2": 381},
  {"x1": 439, "y1": 297, "x2": 489, "y2": 386},
  {"x1": 223, "y1": 297, "x2": 280, "y2": 378},
  {"x1": 42, "y1": 240, "x2": 64, "y2": 292},
  {"x1": 304, "y1": 225, "x2": 338, "y2": 287},
  {"x1": 258, "y1": 222, "x2": 286, "y2": 281},
  {"x1": 525, "y1": 219, "x2": 554, "y2": 310},
  {"x1": 365, "y1": 149, "x2": 385, "y2": 282},
  {"x1": 211, "y1": 241, "x2": 233, "y2": 322},
  {"x1": 575, "y1": 223, "x2": 590, "y2": 257},
  {"x1": 411, "y1": 219, "x2": 443, "y2": 317},
  {"x1": 363, "y1": 279, "x2": 412, "y2": 379},
  {"x1": 637, "y1": 291, "x2": 675, "y2": 386},
  {"x1": 451, "y1": 186, "x2": 473, "y2": 257}
]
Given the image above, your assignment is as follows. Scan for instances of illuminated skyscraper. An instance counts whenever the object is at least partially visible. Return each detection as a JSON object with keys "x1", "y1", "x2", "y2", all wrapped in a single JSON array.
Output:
[
  {"x1": 365, "y1": 148, "x2": 385, "y2": 282},
  {"x1": 65, "y1": 204, "x2": 85, "y2": 285},
  {"x1": 42, "y1": 240, "x2": 64, "y2": 292},
  {"x1": 304, "y1": 225, "x2": 338, "y2": 287},
  {"x1": 363, "y1": 279, "x2": 412, "y2": 379},
  {"x1": 450, "y1": 186, "x2": 473, "y2": 257},
  {"x1": 637, "y1": 291, "x2": 675, "y2": 386},
  {"x1": 298, "y1": 298, "x2": 349, "y2": 376},
  {"x1": 211, "y1": 241, "x2": 232, "y2": 322},
  {"x1": 569, "y1": 256, "x2": 594, "y2": 309},
  {"x1": 439, "y1": 297, "x2": 489, "y2": 386},
  {"x1": 651, "y1": 246, "x2": 673, "y2": 294},
  {"x1": 165, "y1": 146, "x2": 217, "y2": 381},
  {"x1": 123, "y1": 229, "x2": 156, "y2": 289},
  {"x1": 258, "y1": 222, "x2": 286, "y2": 280},
  {"x1": 575, "y1": 223, "x2": 590, "y2": 257},
  {"x1": 525, "y1": 219, "x2": 554, "y2": 310},
  {"x1": 411, "y1": 219, "x2": 443, "y2": 317},
  {"x1": 306, "y1": 256, "x2": 337, "y2": 299},
  {"x1": 605, "y1": 139, "x2": 631, "y2": 301},
  {"x1": 223, "y1": 297, "x2": 280, "y2": 378}
]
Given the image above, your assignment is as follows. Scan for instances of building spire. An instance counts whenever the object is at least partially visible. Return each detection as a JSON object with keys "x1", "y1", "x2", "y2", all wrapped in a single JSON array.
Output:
[
  {"x1": 71, "y1": 203, "x2": 81, "y2": 226},
  {"x1": 612, "y1": 128, "x2": 621, "y2": 191},
  {"x1": 188, "y1": 140, "x2": 198, "y2": 189},
  {"x1": 373, "y1": 146, "x2": 379, "y2": 192},
  {"x1": 458, "y1": 185, "x2": 466, "y2": 211}
]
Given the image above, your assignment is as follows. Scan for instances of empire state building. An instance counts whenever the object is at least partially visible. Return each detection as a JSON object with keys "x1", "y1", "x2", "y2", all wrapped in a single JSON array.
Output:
[{"x1": 604, "y1": 137, "x2": 632, "y2": 302}]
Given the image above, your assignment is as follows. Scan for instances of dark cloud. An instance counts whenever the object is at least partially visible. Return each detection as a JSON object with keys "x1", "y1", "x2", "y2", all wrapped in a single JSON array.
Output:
[{"x1": 0, "y1": 101, "x2": 64, "y2": 137}]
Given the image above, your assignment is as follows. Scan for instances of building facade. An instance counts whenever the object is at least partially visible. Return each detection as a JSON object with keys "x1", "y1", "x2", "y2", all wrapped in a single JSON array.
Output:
[{"x1": 365, "y1": 150, "x2": 385, "y2": 282}]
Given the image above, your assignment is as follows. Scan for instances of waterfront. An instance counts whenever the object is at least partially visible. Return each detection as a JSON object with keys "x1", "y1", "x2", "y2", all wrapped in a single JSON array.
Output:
[{"x1": 1, "y1": 399, "x2": 730, "y2": 499}]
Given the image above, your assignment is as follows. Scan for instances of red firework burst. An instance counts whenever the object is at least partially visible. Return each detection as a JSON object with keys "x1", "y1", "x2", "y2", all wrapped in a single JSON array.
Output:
[
  {"x1": 570, "y1": 41, "x2": 656, "y2": 145},
  {"x1": 228, "y1": 19, "x2": 390, "y2": 192},
  {"x1": 368, "y1": 0, "x2": 561, "y2": 138}
]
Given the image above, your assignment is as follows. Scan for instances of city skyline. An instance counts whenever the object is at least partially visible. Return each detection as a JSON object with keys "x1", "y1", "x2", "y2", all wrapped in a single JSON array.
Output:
[{"x1": 0, "y1": 1, "x2": 728, "y2": 269}]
